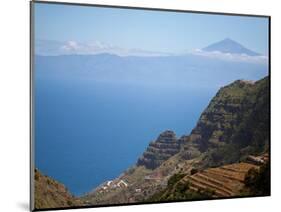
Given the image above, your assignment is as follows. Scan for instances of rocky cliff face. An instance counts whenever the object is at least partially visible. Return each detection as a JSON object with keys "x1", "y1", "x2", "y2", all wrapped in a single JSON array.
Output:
[
  {"x1": 137, "y1": 130, "x2": 181, "y2": 169},
  {"x1": 189, "y1": 77, "x2": 269, "y2": 152},
  {"x1": 182, "y1": 77, "x2": 269, "y2": 168}
]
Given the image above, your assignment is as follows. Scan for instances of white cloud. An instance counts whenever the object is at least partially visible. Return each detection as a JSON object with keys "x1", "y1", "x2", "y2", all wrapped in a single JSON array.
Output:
[
  {"x1": 36, "y1": 39, "x2": 172, "y2": 57},
  {"x1": 191, "y1": 49, "x2": 268, "y2": 64},
  {"x1": 61, "y1": 41, "x2": 80, "y2": 51}
]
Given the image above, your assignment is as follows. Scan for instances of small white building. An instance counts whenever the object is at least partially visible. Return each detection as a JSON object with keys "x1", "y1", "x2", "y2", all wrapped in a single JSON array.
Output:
[
  {"x1": 117, "y1": 180, "x2": 128, "y2": 188},
  {"x1": 106, "y1": 180, "x2": 113, "y2": 186}
]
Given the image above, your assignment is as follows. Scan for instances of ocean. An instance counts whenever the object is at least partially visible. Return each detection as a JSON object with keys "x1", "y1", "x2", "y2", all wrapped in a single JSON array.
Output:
[{"x1": 34, "y1": 77, "x2": 216, "y2": 196}]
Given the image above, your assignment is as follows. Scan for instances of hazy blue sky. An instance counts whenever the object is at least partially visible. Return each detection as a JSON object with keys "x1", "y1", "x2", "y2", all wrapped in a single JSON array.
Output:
[{"x1": 34, "y1": 2, "x2": 269, "y2": 55}]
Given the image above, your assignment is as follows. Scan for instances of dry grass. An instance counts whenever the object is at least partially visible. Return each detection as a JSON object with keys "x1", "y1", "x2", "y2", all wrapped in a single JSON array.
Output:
[{"x1": 34, "y1": 169, "x2": 84, "y2": 209}]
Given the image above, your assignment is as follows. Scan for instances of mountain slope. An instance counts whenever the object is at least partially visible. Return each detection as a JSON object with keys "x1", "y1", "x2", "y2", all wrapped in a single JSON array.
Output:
[
  {"x1": 34, "y1": 169, "x2": 84, "y2": 210},
  {"x1": 202, "y1": 38, "x2": 261, "y2": 56}
]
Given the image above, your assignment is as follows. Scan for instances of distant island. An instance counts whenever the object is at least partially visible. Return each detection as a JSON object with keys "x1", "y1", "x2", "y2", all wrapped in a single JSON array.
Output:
[{"x1": 202, "y1": 38, "x2": 261, "y2": 56}]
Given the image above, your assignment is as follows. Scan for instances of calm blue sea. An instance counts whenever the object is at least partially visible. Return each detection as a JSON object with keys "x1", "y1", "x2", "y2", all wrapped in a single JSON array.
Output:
[{"x1": 34, "y1": 77, "x2": 216, "y2": 196}]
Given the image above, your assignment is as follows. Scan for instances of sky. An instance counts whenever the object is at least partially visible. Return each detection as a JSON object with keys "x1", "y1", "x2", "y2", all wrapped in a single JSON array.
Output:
[{"x1": 34, "y1": 2, "x2": 269, "y2": 56}]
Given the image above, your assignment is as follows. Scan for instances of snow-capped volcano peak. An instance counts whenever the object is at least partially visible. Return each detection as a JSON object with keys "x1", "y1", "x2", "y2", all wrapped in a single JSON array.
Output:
[{"x1": 202, "y1": 38, "x2": 260, "y2": 56}]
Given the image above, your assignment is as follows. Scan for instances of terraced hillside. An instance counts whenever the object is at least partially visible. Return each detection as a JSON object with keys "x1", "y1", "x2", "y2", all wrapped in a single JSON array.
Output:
[
  {"x1": 183, "y1": 162, "x2": 259, "y2": 197},
  {"x1": 148, "y1": 157, "x2": 268, "y2": 202}
]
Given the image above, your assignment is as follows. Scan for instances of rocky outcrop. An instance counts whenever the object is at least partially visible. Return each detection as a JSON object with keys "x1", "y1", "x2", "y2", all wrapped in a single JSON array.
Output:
[
  {"x1": 137, "y1": 130, "x2": 181, "y2": 169},
  {"x1": 34, "y1": 169, "x2": 84, "y2": 210}
]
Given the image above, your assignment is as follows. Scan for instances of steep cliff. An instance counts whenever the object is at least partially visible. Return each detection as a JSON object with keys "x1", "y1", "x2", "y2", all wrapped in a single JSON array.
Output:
[{"x1": 186, "y1": 77, "x2": 269, "y2": 166}]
